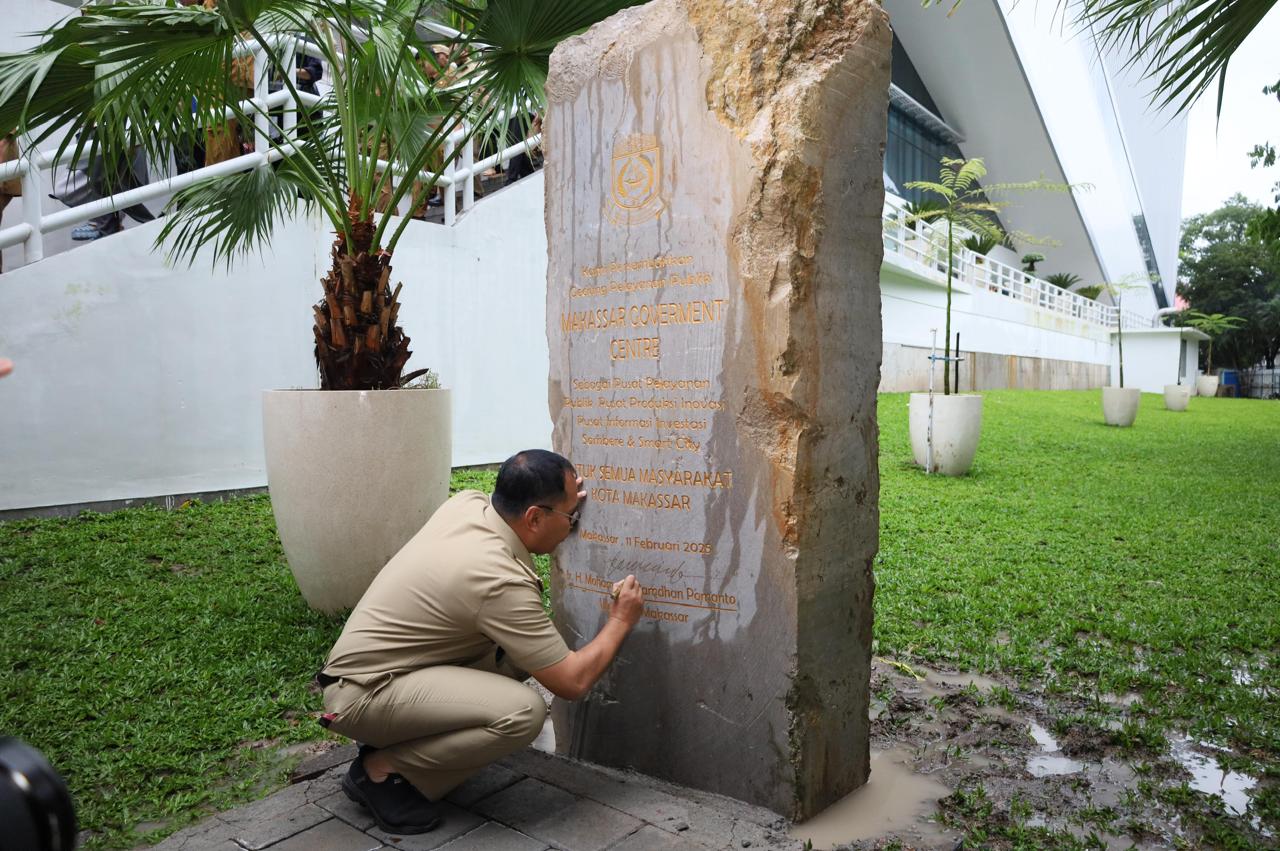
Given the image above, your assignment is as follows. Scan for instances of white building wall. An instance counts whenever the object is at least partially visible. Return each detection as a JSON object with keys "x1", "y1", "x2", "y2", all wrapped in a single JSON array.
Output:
[
  {"x1": 1001, "y1": 2, "x2": 1141, "y2": 291},
  {"x1": 1099, "y1": 49, "x2": 1188, "y2": 301},
  {"x1": 881, "y1": 273, "x2": 1110, "y2": 363},
  {"x1": 0, "y1": 176, "x2": 552, "y2": 512},
  {"x1": 998, "y1": 0, "x2": 1186, "y2": 308},
  {"x1": 1108, "y1": 329, "x2": 1205, "y2": 393},
  {"x1": 0, "y1": 216, "x2": 318, "y2": 511}
]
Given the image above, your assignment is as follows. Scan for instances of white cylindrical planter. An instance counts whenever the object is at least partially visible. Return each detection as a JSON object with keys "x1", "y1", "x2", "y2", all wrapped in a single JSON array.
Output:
[
  {"x1": 908, "y1": 393, "x2": 983, "y2": 476},
  {"x1": 1195, "y1": 374, "x2": 1219, "y2": 398},
  {"x1": 1163, "y1": 384, "x2": 1190, "y2": 412},
  {"x1": 1102, "y1": 386, "x2": 1141, "y2": 427},
  {"x1": 263, "y1": 389, "x2": 452, "y2": 613}
]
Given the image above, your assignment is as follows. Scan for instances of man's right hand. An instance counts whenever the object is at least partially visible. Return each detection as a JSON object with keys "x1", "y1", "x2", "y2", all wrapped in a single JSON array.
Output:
[
  {"x1": 532, "y1": 575, "x2": 645, "y2": 701},
  {"x1": 609, "y1": 575, "x2": 644, "y2": 626}
]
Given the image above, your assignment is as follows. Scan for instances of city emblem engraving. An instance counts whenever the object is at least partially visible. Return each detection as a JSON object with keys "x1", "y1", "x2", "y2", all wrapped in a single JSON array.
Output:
[{"x1": 607, "y1": 133, "x2": 665, "y2": 225}]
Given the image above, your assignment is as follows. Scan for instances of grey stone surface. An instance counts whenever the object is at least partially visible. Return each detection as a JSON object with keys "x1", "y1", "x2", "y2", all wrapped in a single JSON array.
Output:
[
  {"x1": 608, "y1": 825, "x2": 706, "y2": 851},
  {"x1": 147, "y1": 823, "x2": 243, "y2": 851},
  {"x1": 444, "y1": 762, "x2": 526, "y2": 807},
  {"x1": 544, "y1": 0, "x2": 888, "y2": 820},
  {"x1": 316, "y1": 789, "x2": 377, "y2": 831},
  {"x1": 218, "y1": 781, "x2": 334, "y2": 850},
  {"x1": 366, "y1": 802, "x2": 486, "y2": 850},
  {"x1": 435, "y1": 822, "x2": 549, "y2": 851},
  {"x1": 265, "y1": 818, "x2": 382, "y2": 851},
  {"x1": 291, "y1": 743, "x2": 360, "y2": 783},
  {"x1": 475, "y1": 778, "x2": 643, "y2": 850},
  {"x1": 146, "y1": 781, "x2": 332, "y2": 851},
  {"x1": 502, "y1": 750, "x2": 802, "y2": 850},
  {"x1": 140, "y1": 748, "x2": 811, "y2": 851},
  {"x1": 310, "y1": 764, "x2": 348, "y2": 797},
  {"x1": 507, "y1": 750, "x2": 690, "y2": 825}
]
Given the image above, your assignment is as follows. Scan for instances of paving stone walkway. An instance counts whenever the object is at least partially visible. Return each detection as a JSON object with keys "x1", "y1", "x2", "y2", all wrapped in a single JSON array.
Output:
[{"x1": 147, "y1": 746, "x2": 804, "y2": 851}]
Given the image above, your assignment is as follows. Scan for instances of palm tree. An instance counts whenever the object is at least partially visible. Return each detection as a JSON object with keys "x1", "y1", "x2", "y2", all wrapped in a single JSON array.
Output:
[
  {"x1": 1045, "y1": 272, "x2": 1082, "y2": 291},
  {"x1": 922, "y1": 0, "x2": 1275, "y2": 116},
  {"x1": 1070, "y1": 0, "x2": 1277, "y2": 115},
  {"x1": 1184, "y1": 310, "x2": 1246, "y2": 373},
  {"x1": 0, "y1": 0, "x2": 639, "y2": 390},
  {"x1": 905, "y1": 156, "x2": 1073, "y2": 394},
  {"x1": 1098, "y1": 276, "x2": 1147, "y2": 387}
]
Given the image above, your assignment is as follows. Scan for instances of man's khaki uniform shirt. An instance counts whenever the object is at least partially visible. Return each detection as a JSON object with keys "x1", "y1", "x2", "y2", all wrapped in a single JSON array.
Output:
[{"x1": 324, "y1": 491, "x2": 569, "y2": 683}]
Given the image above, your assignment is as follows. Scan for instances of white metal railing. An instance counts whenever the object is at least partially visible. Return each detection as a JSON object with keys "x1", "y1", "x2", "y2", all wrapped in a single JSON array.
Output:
[
  {"x1": 882, "y1": 196, "x2": 1151, "y2": 331},
  {"x1": 0, "y1": 35, "x2": 543, "y2": 269}
]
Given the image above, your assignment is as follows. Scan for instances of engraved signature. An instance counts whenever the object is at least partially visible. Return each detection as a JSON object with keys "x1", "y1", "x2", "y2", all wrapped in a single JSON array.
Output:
[{"x1": 606, "y1": 557, "x2": 689, "y2": 583}]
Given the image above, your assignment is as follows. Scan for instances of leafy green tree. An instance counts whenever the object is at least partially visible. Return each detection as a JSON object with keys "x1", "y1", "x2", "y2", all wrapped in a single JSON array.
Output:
[
  {"x1": 0, "y1": 0, "x2": 639, "y2": 390},
  {"x1": 1178, "y1": 195, "x2": 1280, "y2": 368},
  {"x1": 1245, "y1": 77, "x2": 1279, "y2": 253},
  {"x1": 906, "y1": 157, "x2": 1073, "y2": 394}
]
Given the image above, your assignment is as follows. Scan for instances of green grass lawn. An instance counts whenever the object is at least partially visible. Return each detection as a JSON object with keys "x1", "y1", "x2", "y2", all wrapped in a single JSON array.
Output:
[
  {"x1": 0, "y1": 390, "x2": 1275, "y2": 847},
  {"x1": 0, "y1": 497, "x2": 342, "y2": 848},
  {"x1": 877, "y1": 391, "x2": 1278, "y2": 753},
  {"x1": 876, "y1": 390, "x2": 1280, "y2": 840}
]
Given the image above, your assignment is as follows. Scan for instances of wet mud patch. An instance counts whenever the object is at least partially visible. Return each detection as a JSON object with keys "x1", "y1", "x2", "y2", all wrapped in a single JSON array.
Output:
[{"x1": 809, "y1": 658, "x2": 1277, "y2": 850}]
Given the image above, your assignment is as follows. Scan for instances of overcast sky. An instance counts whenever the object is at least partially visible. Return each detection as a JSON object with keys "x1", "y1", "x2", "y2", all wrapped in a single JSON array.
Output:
[{"x1": 1180, "y1": 6, "x2": 1280, "y2": 219}]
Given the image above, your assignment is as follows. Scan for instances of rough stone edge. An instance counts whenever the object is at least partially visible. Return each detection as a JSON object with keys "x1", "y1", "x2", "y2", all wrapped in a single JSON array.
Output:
[{"x1": 680, "y1": 0, "x2": 892, "y2": 820}]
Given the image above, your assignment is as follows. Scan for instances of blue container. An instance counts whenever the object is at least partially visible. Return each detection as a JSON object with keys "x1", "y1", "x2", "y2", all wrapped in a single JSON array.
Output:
[{"x1": 1220, "y1": 369, "x2": 1240, "y2": 394}]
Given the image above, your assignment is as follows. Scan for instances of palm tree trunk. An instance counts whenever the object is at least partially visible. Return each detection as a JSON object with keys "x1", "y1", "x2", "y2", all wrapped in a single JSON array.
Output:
[
  {"x1": 1117, "y1": 319, "x2": 1125, "y2": 388},
  {"x1": 944, "y1": 218, "x2": 953, "y2": 396},
  {"x1": 313, "y1": 200, "x2": 413, "y2": 390}
]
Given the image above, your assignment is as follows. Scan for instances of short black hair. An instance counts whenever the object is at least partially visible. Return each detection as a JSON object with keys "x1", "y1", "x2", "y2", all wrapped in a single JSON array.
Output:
[{"x1": 492, "y1": 450, "x2": 575, "y2": 519}]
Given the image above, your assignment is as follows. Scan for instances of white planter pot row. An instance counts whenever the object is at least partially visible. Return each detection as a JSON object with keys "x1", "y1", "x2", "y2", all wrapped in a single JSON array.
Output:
[{"x1": 1108, "y1": 382, "x2": 1210, "y2": 424}]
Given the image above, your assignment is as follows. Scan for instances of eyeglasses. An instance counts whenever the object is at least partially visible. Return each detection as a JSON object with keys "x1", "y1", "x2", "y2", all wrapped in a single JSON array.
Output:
[{"x1": 536, "y1": 504, "x2": 580, "y2": 529}]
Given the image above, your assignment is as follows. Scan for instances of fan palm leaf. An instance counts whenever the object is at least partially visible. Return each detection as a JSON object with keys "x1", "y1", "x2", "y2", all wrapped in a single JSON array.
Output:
[
  {"x1": 0, "y1": 0, "x2": 641, "y2": 389},
  {"x1": 922, "y1": 0, "x2": 1275, "y2": 116},
  {"x1": 1071, "y1": 0, "x2": 1277, "y2": 115}
]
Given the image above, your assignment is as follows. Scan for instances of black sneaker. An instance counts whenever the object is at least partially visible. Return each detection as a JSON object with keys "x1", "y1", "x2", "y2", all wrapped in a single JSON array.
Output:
[{"x1": 341, "y1": 757, "x2": 442, "y2": 835}]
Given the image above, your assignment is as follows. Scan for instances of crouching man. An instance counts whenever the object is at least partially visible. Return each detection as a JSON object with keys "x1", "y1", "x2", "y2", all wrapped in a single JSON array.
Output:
[{"x1": 318, "y1": 449, "x2": 643, "y2": 834}]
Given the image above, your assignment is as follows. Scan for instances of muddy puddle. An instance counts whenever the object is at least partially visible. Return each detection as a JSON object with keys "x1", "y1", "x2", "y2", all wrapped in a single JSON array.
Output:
[
  {"x1": 791, "y1": 750, "x2": 955, "y2": 849},
  {"x1": 1169, "y1": 736, "x2": 1259, "y2": 818},
  {"x1": 536, "y1": 664, "x2": 1270, "y2": 848},
  {"x1": 1025, "y1": 721, "x2": 1085, "y2": 778},
  {"x1": 839, "y1": 658, "x2": 1274, "y2": 849}
]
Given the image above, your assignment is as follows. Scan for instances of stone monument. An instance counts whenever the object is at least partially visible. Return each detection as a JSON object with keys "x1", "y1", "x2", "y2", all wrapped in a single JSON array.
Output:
[{"x1": 544, "y1": 0, "x2": 889, "y2": 820}]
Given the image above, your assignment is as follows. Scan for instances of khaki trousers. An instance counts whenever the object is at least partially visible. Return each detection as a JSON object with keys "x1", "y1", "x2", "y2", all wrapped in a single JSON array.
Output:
[{"x1": 322, "y1": 654, "x2": 545, "y2": 800}]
